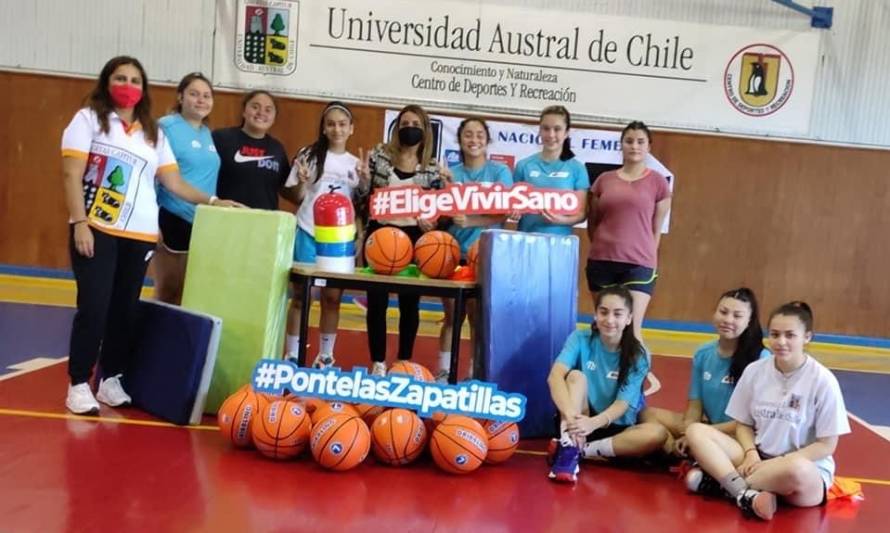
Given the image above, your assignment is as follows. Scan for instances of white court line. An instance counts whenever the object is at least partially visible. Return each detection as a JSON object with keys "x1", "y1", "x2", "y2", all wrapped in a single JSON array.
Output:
[
  {"x1": 0, "y1": 357, "x2": 67, "y2": 381},
  {"x1": 848, "y1": 412, "x2": 890, "y2": 443}
]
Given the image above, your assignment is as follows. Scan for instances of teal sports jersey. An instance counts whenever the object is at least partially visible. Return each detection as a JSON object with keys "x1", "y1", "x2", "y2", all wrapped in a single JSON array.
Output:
[
  {"x1": 156, "y1": 114, "x2": 220, "y2": 223},
  {"x1": 447, "y1": 160, "x2": 513, "y2": 256},
  {"x1": 555, "y1": 329, "x2": 649, "y2": 426},
  {"x1": 688, "y1": 340, "x2": 770, "y2": 424},
  {"x1": 513, "y1": 153, "x2": 589, "y2": 235}
]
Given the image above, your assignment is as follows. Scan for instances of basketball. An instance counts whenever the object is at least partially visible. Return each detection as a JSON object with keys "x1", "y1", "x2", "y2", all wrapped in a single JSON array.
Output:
[
  {"x1": 388, "y1": 360, "x2": 434, "y2": 382},
  {"x1": 217, "y1": 385, "x2": 267, "y2": 448},
  {"x1": 251, "y1": 399, "x2": 312, "y2": 460},
  {"x1": 467, "y1": 241, "x2": 480, "y2": 274},
  {"x1": 310, "y1": 413, "x2": 371, "y2": 471},
  {"x1": 370, "y1": 408, "x2": 428, "y2": 466},
  {"x1": 430, "y1": 415, "x2": 488, "y2": 474},
  {"x1": 481, "y1": 420, "x2": 520, "y2": 464},
  {"x1": 414, "y1": 230, "x2": 460, "y2": 279},
  {"x1": 354, "y1": 402, "x2": 385, "y2": 425},
  {"x1": 365, "y1": 227, "x2": 413, "y2": 275},
  {"x1": 310, "y1": 401, "x2": 359, "y2": 425}
]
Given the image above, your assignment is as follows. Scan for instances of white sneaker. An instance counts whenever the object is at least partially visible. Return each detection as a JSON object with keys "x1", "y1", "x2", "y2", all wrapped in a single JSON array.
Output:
[
  {"x1": 371, "y1": 362, "x2": 387, "y2": 377},
  {"x1": 434, "y1": 369, "x2": 450, "y2": 384},
  {"x1": 312, "y1": 353, "x2": 336, "y2": 369},
  {"x1": 66, "y1": 383, "x2": 100, "y2": 415},
  {"x1": 96, "y1": 374, "x2": 132, "y2": 407}
]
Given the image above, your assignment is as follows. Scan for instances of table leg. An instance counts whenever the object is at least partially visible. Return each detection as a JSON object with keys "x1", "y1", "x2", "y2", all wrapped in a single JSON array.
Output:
[
  {"x1": 448, "y1": 289, "x2": 466, "y2": 385},
  {"x1": 298, "y1": 275, "x2": 312, "y2": 367}
]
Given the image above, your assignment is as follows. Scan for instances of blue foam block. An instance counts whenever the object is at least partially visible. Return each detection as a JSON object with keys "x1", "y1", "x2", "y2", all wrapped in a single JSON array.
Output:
[
  {"x1": 123, "y1": 300, "x2": 221, "y2": 425},
  {"x1": 478, "y1": 230, "x2": 579, "y2": 438}
]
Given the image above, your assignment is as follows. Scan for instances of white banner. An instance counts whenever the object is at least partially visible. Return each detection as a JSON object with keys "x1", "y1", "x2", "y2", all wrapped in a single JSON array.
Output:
[
  {"x1": 383, "y1": 110, "x2": 674, "y2": 231},
  {"x1": 214, "y1": 0, "x2": 820, "y2": 136}
]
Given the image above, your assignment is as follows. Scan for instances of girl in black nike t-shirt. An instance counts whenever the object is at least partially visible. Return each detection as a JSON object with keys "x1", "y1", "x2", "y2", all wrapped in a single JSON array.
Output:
[{"x1": 213, "y1": 90, "x2": 292, "y2": 210}]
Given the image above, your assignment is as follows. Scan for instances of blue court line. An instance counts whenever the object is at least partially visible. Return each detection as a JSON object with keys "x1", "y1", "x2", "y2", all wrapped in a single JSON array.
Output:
[{"x1": 5, "y1": 263, "x2": 889, "y2": 349}]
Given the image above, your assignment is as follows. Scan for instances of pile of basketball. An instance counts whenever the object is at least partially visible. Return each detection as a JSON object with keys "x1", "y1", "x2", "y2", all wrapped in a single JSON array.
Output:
[
  {"x1": 365, "y1": 227, "x2": 479, "y2": 279},
  {"x1": 217, "y1": 361, "x2": 519, "y2": 474}
]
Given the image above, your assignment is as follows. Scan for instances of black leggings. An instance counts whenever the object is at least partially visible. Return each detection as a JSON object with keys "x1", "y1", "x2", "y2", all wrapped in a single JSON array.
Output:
[
  {"x1": 365, "y1": 223, "x2": 423, "y2": 363},
  {"x1": 68, "y1": 227, "x2": 153, "y2": 384}
]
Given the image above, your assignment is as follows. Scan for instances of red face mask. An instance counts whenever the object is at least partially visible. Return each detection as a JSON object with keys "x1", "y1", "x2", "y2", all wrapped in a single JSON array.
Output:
[{"x1": 109, "y1": 85, "x2": 143, "y2": 108}]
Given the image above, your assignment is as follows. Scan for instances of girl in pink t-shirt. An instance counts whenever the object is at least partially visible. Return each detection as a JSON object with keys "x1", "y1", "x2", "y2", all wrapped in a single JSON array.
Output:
[{"x1": 586, "y1": 121, "x2": 672, "y2": 340}]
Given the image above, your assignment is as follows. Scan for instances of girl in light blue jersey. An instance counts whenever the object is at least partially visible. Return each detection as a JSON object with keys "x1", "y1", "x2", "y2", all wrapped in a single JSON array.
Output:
[
  {"x1": 641, "y1": 288, "x2": 767, "y2": 456},
  {"x1": 153, "y1": 72, "x2": 221, "y2": 304},
  {"x1": 546, "y1": 286, "x2": 668, "y2": 484},
  {"x1": 435, "y1": 117, "x2": 513, "y2": 382},
  {"x1": 512, "y1": 106, "x2": 589, "y2": 235}
]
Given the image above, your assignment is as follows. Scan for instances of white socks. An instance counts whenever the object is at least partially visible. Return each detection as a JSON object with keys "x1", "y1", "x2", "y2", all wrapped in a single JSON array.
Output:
[
  {"x1": 319, "y1": 333, "x2": 337, "y2": 355},
  {"x1": 583, "y1": 437, "x2": 616, "y2": 458},
  {"x1": 438, "y1": 351, "x2": 450, "y2": 373},
  {"x1": 286, "y1": 335, "x2": 300, "y2": 354}
]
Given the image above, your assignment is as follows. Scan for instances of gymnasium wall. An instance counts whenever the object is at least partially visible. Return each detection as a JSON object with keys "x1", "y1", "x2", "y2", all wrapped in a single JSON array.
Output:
[{"x1": 1, "y1": 70, "x2": 889, "y2": 338}]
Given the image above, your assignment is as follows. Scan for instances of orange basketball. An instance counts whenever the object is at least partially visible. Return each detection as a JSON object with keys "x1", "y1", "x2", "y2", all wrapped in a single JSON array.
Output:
[
  {"x1": 370, "y1": 408, "x2": 428, "y2": 466},
  {"x1": 414, "y1": 231, "x2": 460, "y2": 279},
  {"x1": 481, "y1": 420, "x2": 520, "y2": 464},
  {"x1": 251, "y1": 399, "x2": 312, "y2": 460},
  {"x1": 365, "y1": 227, "x2": 414, "y2": 275},
  {"x1": 467, "y1": 241, "x2": 480, "y2": 274},
  {"x1": 430, "y1": 415, "x2": 488, "y2": 474},
  {"x1": 388, "y1": 360, "x2": 434, "y2": 382},
  {"x1": 217, "y1": 385, "x2": 267, "y2": 448},
  {"x1": 354, "y1": 403, "x2": 385, "y2": 425},
  {"x1": 311, "y1": 401, "x2": 359, "y2": 425},
  {"x1": 310, "y1": 413, "x2": 371, "y2": 471}
]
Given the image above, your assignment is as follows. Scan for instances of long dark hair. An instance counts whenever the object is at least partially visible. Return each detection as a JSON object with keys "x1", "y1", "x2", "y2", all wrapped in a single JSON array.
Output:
[
  {"x1": 87, "y1": 56, "x2": 157, "y2": 144},
  {"x1": 769, "y1": 301, "x2": 814, "y2": 333},
  {"x1": 457, "y1": 117, "x2": 491, "y2": 164},
  {"x1": 173, "y1": 72, "x2": 213, "y2": 124},
  {"x1": 540, "y1": 105, "x2": 574, "y2": 161},
  {"x1": 302, "y1": 101, "x2": 353, "y2": 183},
  {"x1": 718, "y1": 288, "x2": 764, "y2": 384},
  {"x1": 592, "y1": 286, "x2": 644, "y2": 388}
]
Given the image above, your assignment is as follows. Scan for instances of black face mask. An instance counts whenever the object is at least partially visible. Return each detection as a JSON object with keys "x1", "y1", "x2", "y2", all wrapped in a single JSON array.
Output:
[{"x1": 398, "y1": 126, "x2": 424, "y2": 147}]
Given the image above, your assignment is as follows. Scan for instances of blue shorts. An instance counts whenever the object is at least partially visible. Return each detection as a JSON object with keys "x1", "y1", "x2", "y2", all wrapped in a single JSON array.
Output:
[
  {"x1": 293, "y1": 227, "x2": 316, "y2": 263},
  {"x1": 586, "y1": 259, "x2": 657, "y2": 295}
]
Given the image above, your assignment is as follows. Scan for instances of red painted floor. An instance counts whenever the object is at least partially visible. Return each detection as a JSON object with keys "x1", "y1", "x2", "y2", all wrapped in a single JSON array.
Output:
[{"x1": 0, "y1": 333, "x2": 886, "y2": 532}]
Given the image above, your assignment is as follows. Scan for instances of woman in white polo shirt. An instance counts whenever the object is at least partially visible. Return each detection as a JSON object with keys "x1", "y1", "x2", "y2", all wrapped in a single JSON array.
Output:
[{"x1": 61, "y1": 56, "x2": 239, "y2": 415}]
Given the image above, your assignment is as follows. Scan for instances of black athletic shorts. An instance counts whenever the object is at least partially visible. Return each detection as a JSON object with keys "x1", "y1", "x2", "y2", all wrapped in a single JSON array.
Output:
[
  {"x1": 586, "y1": 259, "x2": 657, "y2": 295},
  {"x1": 158, "y1": 207, "x2": 193, "y2": 253}
]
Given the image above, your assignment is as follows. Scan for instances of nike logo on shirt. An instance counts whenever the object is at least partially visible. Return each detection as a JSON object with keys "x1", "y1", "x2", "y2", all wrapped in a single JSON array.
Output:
[{"x1": 234, "y1": 152, "x2": 275, "y2": 163}]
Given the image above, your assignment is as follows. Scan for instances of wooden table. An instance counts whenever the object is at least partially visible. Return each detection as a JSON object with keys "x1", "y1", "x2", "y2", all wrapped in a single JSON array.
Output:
[{"x1": 290, "y1": 263, "x2": 478, "y2": 384}]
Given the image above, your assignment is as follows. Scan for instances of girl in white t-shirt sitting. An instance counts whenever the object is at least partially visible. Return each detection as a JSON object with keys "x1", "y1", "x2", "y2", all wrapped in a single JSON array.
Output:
[
  {"x1": 683, "y1": 301, "x2": 851, "y2": 521},
  {"x1": 284, "y1": 102, "x2": 364, "y2": 369}
]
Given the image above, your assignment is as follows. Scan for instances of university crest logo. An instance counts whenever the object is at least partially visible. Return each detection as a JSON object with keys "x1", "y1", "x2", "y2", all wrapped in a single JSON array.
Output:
[
  {"x1": 724, "y1": 44, "x2": 794, "y2": 117},
  {"x1": 235, "y1": 0, "x2": 298, "y2": 75}
]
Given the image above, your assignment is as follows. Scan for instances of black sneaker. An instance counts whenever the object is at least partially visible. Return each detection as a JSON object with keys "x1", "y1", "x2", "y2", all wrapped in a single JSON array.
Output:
[
  {"x1": 736, "y1": 489, "x2": 777, "y2": 521},
  {"x1": 685, "y1": 467, "x2": 730, "y2": 498}
]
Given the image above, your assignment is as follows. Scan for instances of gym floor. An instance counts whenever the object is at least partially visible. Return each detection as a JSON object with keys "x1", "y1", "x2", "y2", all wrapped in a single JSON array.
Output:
[{"x1": 1, "y1": 272, "x2": 888, "y2": 532}]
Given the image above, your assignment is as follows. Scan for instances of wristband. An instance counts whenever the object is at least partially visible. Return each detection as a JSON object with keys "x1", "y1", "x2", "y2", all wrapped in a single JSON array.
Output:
[
  {"x1": 208, "y1": 195, "x2": 218, "y2": 205},
  {"x1": 71, "y1": 219, "x2": 88, "y2": 226},
  {"x1": 601, "y1": 413, "x2": 612, "y2": 427},
  {"x1": 744, "y1": 448, "x2": 758, "y2": 456}
]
